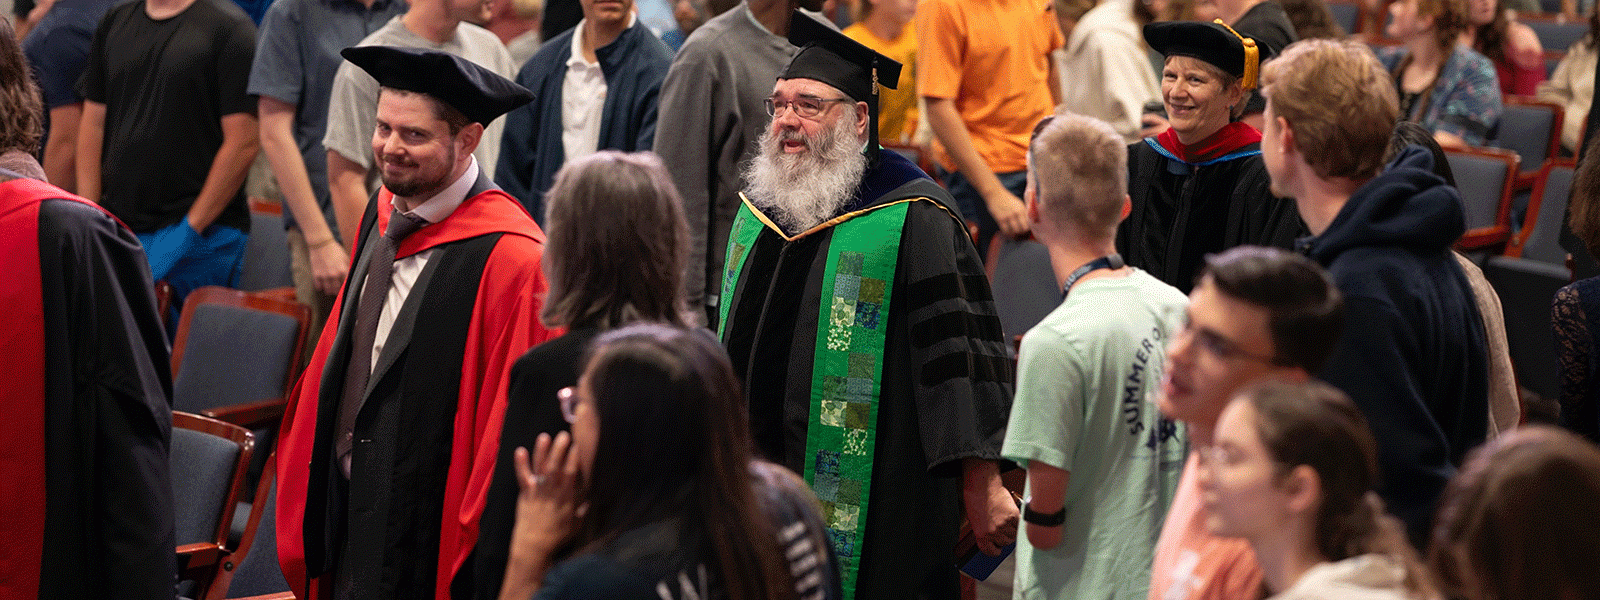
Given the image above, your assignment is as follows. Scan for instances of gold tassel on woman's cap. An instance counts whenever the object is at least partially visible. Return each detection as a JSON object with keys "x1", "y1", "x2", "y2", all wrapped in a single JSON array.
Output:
[{"x1": 1214, "y1": 19, "x2": 1260, "y2": 90}]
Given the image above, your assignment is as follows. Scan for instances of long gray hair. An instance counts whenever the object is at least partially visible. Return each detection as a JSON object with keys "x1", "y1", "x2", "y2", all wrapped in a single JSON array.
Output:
[{"x1": 540, "y1": 151, "x2": 690, "y2": 329}]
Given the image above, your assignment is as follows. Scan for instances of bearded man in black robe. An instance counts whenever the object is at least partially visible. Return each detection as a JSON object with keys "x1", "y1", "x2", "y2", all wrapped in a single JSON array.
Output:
[{"x1": 717, "y1": 13, "x2": 1018, "y2": 600}]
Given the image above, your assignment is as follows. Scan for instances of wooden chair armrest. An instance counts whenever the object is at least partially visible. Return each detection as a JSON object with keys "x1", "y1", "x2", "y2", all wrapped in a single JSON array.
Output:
[
  {"x1": 254, "y1": 287, "x2": 299, "y2": 303},
  {"x1": 202, "y1": 398, "x2": 288, "y2": 430},
  {"x1": 178, "y1": 542, "x2": 224, "y2": 571},
  {"x1": 1513, "y1": 169, "x2": 1543, "y2": 192},
  {"x1": 1510, "y1": 170, "x2": 1536, "y2": 191},
  {"x1": 1456, "y1": 226, "x2": 1512, "y2": 251}
]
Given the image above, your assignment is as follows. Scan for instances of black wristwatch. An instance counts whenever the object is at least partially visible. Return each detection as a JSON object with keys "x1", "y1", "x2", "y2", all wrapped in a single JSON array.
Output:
[{"x1": 1022, "y1": 500, "x2": 1066, "y2": 526}]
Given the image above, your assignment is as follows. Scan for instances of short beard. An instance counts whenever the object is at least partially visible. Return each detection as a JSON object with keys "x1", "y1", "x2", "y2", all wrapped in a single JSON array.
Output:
[
  {"x1": 383, "y1": 140, "x2": 457, "y2": 198},
  {"x1": 743, "y1": 114, "x2": 867, "y2": 233}
]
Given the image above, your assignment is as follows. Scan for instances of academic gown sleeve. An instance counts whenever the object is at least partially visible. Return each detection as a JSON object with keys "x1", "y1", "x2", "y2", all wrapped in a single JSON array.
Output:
[
  {"x1": 1235, "y1": 160, "x2": 1305, "y2": 252},
  {"x1": 37, "y1": 198, "x2": 177, "y2": 600},
  {"x1": 469, "y1": 329, "x2": 595, "y2": 600},
  {"x1": 891, "y1": 201, "x2": 1014, "y2": 474}
]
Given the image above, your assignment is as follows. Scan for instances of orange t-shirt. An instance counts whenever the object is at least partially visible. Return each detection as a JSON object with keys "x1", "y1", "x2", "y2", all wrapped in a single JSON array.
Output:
[
  {"x1": 915, "y1": 0, "x2": 1064, "y2": 173},
  {"x1": 1147, "y1": 452, "x2": 1265, "y2": 600},
  {"x1": 843, "y1": 23, "x2": 919, "y2": 145}
]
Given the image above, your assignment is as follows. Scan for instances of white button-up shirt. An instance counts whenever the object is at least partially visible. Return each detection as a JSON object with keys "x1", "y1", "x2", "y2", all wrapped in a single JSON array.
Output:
[{"x1": 560, "y1": 15, "x2": 633, "y2": 163}]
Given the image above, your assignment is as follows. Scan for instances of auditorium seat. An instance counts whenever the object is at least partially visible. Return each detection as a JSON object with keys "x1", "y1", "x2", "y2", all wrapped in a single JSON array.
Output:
[
  {"x1": 986, "y1": 236, "x2": 1060, "y2": 344},
  {"x1": 1447, "y1": 145, "x2": 1521, "y2": 250},
  {"x1": 173, "y1": 411, "x2": 255, "y2": 600},
  {"x1": 1483, "y1": 255, "x2": 1569, "y2": 399},
  {"x1": 1508, "y1": 159, "x2": 1577, "y2": 265}
]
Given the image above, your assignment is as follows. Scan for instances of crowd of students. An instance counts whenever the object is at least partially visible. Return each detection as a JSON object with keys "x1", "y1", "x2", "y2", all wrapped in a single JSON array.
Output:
[{"x1": 5, "y1": 0, "x2": 1600, "y2": 599}]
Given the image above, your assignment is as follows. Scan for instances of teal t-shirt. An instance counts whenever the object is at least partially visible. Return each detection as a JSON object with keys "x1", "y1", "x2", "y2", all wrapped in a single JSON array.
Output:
[{"x1": 1002, "y1": 269, "x2": 1190, "y2": 600}]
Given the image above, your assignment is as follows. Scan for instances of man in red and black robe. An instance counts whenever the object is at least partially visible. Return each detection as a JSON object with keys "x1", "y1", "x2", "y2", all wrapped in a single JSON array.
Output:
[
  {"x1": 0, "y1": 164, "x2": 177, "y2": 600},
  {"x1": 275, "y1": 47, "x2": 555, "y2": 600}
]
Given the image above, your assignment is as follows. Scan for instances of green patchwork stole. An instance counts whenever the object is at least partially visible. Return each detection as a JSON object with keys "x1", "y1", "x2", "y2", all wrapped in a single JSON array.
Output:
[{"x1": 719, "y1": 196, "x2": 915, "y2": 598}]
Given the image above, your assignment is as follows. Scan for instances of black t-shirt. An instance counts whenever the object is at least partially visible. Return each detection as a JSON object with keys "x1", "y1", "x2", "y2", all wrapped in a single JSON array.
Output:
[{"x1": 80, "y1": 0, "x2": 255, "y2": 233}]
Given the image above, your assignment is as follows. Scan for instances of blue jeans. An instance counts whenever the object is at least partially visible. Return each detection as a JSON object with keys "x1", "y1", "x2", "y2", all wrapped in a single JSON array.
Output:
[{"x1": 939, "y1": 167, "x2": 1028, "y2": 260}]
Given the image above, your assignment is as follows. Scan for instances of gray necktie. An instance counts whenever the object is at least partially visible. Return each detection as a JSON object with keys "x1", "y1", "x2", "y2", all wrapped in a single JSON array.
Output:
[{"x1": 335, "y1": 209, "x2": 428, "y2": 474}]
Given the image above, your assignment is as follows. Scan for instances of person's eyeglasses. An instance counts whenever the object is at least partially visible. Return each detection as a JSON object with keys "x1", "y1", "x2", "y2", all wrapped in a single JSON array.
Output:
[
  {"x1": 558, "y1": 386, "x2": 583, "y2": 423},
  {"x1": 1177, "y1": 319, "x2": 1279, "y2": 364},
  {"x1": 764, "y1": 96, "x2": 853, "y2": 119}
]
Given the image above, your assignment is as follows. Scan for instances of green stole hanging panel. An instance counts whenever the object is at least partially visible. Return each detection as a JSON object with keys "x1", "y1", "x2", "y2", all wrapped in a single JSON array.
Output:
[{"x1": 719, "y1": 198, "x2": 914, "y2": 598}]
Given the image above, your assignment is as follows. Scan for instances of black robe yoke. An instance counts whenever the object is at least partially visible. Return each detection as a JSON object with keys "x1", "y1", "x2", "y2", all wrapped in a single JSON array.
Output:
[
  {"x1": 27, "y1": 190, "x2": 175, "y2": 599},
  {"x1": 1117, "y1": 140, "x2": 1305, "y2": 293},
  {"x1": 721, "y1": 156, "x2": 1014, "y2": 600}
]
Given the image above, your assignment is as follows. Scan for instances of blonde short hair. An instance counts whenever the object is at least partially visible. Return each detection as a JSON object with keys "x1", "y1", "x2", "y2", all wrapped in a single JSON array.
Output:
[
  {"x1": 1259, "y1": 39, "x2": 1398, "y2": 181},
  {"x1": 1028, "y1": 111, "x2": 1127, "y2": 238}
]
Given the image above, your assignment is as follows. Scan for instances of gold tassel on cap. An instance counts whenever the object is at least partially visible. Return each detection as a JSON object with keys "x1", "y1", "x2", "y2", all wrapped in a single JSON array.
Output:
[{"x1": 1214, "y1": 19, "x2": 1259, "y2": 90}]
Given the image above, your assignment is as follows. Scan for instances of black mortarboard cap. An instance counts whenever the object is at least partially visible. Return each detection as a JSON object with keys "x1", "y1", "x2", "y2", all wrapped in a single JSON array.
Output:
[
  {"x1": 781, "y1": 12, "x2": 903, "y2": 161},
  {"x1": 1143, "y1": 20, "x2": 1279, "y2": 90},
  {"x1": 341, "y1": 45, "x2": 534, "y2": 125},
  {"x1": 782, "y1": 11, "x2": 902, "y2": 103}
]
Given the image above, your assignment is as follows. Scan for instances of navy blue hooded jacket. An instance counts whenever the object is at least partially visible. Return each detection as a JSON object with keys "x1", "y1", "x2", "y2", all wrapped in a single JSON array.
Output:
[
  {"x1": 495, "y1": 18, "x2": 673, "y2": 222},
  {"x1": 1301, "y1": 146, "x2": 1490, "y2": 547}
]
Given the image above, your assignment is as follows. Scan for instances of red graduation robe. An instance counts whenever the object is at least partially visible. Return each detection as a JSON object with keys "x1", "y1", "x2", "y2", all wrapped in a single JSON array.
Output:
[
  {"x1": 0, "y1": 173, "x2": 50, "y2": 600},
  {"x1": 277, "y1": 174, "x2": 556, "y2": 600},
  {"x1": 0, "y1": 172, "x2": 174, "y2": 600}
]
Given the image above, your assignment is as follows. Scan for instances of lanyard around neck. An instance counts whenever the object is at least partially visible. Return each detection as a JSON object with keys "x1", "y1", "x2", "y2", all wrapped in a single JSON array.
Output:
[{"x1": 1061, "y1": 253, "x2": 1125, "y2": 300}]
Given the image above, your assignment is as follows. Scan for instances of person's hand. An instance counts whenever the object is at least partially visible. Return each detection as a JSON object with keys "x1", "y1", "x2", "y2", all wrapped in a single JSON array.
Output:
[
  {"x1": 26, "y1": 0, "x2": 56, "y2": 24},
  {"x1": 969, "y1": 484, "x2": 1020, "y2": 555},
  {"x1": 1140, "y1": 113, "x2": 1170, "y2": 139},
  {"x1": 140, "y1": 218, "x2": 204, "y2": 282},
  {"x1": 507, "y1": 432, "x2": 585, "y2": 573},
  {"x1": 308, "y1": 239, "x2": 350, "y2": 296},
  {"x1": 985, "y1": 190, "x2": 1030, "y2": 238}
]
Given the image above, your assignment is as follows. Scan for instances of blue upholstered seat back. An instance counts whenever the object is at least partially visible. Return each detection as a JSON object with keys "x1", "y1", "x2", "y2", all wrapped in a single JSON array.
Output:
[
  {"x1": 173, "y1": 304, "x2": 300, "y2": 414},
  {"x1": 991, "y1": 238, "x2": 1061, "y2": 343},
  {"x1": 1446, "y1": 152, "x2": 1513, "y2": 231},
  {"x1": 227, "y1": 480, "x2": 290, "y2": 597},
  {"x1": 171, "y1": 426, "x2": 244, "y2": 545},
  {"x1": 239, "y1": 208, "x2": 292, "y2": 291},
  {"x1": 1523, "y1": 164, "x2": 1576, "y2": 265}
]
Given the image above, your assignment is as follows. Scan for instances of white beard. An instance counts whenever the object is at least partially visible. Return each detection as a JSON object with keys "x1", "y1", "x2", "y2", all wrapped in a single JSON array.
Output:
[{"x1": 743, "y1": 114, "x2": 868, "y2": 233}]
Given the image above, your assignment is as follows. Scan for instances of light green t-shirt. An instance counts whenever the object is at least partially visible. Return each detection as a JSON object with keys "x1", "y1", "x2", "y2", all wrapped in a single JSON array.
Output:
[{"x1": 1002, "y1": 268, "x2": 1190, "y2": 600}]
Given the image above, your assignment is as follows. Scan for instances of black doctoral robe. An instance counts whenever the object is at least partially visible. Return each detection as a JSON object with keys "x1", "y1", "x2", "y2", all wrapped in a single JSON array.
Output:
[
  {"x1": 719, "y1": 152, "x2": 1014, "y2": 600},
  {"x1": 0, "y1": 169, "x2": 176, "y2": 600},
  {"x1": 467, "y1": 326, "x2": 601, "y2": 600},
  {"x1": 1118, "y1": 132, "x2": 1305, "y2": 293}
]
